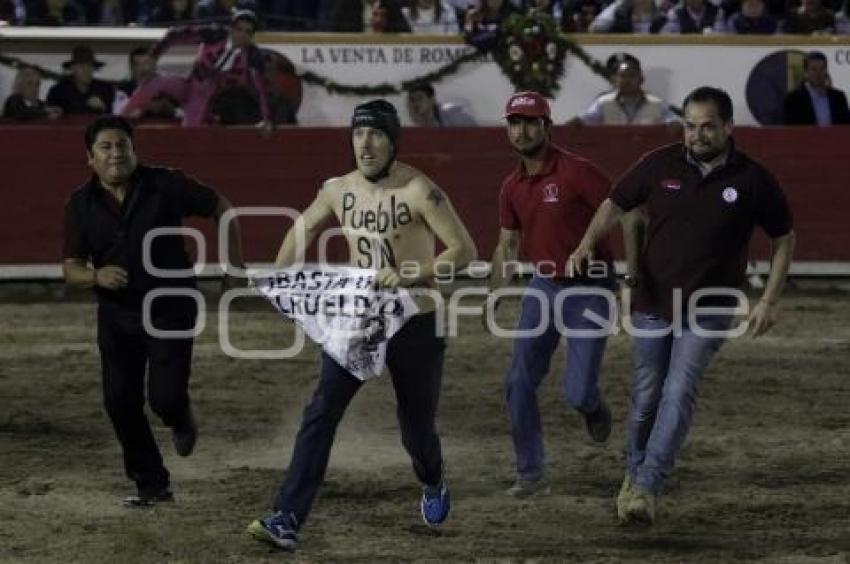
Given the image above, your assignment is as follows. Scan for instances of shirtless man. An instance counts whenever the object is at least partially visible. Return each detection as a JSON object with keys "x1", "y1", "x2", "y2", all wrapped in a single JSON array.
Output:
[{"x1": 246, "y1": 100, "x2": 477, "y2": 551}]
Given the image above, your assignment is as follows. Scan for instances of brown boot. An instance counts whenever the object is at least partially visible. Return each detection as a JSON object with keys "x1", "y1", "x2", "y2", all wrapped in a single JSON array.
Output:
[{"x1": 583, "y1": 399, "x2": 612, "y2": 443}]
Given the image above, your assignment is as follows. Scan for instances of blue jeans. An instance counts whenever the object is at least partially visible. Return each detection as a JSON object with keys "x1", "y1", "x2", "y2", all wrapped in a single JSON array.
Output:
[
  {"x1": 626, "y1": 312, "x2": 732, "y2": 495},
  {"x1": 505, "y1": 276, "x2": 615, "y2": 480}
]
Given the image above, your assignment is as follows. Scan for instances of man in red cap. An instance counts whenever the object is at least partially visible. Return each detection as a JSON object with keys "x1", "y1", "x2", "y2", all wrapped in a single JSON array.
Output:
[{"x1": 485, "y1": 90, "x2": 621, "y2": 497}]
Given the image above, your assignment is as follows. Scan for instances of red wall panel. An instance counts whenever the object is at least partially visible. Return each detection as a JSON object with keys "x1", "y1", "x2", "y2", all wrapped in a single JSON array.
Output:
[{"x1": 0, "y1": 123, "x2": 845, "y2": 266}]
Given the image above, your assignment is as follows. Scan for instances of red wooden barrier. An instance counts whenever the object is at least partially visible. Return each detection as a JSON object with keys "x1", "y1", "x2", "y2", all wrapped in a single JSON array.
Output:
[{"x1": 0, "y1": 123, "x2": 846, "y2": 265}]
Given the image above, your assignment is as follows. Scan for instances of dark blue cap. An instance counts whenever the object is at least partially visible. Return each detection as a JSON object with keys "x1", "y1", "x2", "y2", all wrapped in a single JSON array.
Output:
[{"x1": 351, "y1": 99, "x2": 401, "y2": 146}]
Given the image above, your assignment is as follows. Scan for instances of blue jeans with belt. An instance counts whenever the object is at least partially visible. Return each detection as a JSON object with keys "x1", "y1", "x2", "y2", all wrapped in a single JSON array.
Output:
[
  {"x1": 504, "y1": 275, "x2": 615, "y2": 481},
  {"x1": 627, "y1": 311, "x2": 732, "y2": 495}
]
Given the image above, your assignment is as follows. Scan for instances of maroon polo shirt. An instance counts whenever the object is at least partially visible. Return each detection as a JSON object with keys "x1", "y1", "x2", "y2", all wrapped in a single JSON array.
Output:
[
  {"x1": 610, "y1": 141, "x2": 794, "y2": 321},
  {"x1": 499, "y1": 144, "x2": 613, "y2": 277}
]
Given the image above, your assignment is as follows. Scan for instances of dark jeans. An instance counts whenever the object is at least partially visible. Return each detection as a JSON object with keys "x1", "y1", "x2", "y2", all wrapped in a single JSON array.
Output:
[
  {"x1": 273, "y1": 312, "x2": 445, "y2": 526},
  {"x1": 97, "y1": 301, "x2": 196, "y2": 496}
]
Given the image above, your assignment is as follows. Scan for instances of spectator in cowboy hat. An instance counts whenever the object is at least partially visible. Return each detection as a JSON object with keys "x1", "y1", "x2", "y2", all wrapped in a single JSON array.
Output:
[{"x1": 47, "y1": 45, "x2": 115, "y2": 116}]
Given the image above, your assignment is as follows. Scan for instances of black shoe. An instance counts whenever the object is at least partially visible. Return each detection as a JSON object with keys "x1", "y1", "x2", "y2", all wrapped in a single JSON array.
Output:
[
  {"x1": 123, "y1": 488, "x2": 174, "y2": 508},
  {"x1": 172, "y1": 409, "x2": 197, "y2": 457},
  {"x1": 584, "y1": 400, "x2": 612, "y2": 443}
]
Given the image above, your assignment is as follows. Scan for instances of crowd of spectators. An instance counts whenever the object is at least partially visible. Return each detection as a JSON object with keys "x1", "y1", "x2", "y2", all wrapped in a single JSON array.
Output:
[
  {"x1": 2, "y1": 0, "x2": 850, "y2": 35},
  {"x1": 2, "y1": 10, "x2": 303, "y2": 126},
  {"x1": 2, "y1": 1, "x2": 849, "y2": 127},
  {"x1": 7, "y1": 41, "x2": 842, "y2": 128}
]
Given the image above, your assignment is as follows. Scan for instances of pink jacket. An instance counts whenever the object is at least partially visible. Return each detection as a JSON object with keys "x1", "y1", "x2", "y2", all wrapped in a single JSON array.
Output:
[{"x1": 151, "y1": 24, "x2": 271, "y2": 122}]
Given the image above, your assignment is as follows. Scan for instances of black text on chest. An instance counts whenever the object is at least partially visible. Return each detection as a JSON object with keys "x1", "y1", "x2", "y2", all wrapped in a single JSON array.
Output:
[{"x1": 341, "y1": 192, "x2": 413, "y2": 234}]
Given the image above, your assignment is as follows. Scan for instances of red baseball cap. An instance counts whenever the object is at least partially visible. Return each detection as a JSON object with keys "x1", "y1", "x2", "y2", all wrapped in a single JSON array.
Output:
[{"x1": 503, "y1": 91, "x2": 551, "y2": 120}]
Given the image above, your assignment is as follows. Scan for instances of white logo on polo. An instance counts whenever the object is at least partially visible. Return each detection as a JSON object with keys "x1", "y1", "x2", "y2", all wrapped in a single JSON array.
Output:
[
  {"x1": 542, "y1": 183, "x2": 559, "y2": 203},
  {"x1": 511, "y1": 96, "x2": 536, "y2": 108},
  {"x1": 722, "y1": 187, "x2": 738, "y2": 203}
]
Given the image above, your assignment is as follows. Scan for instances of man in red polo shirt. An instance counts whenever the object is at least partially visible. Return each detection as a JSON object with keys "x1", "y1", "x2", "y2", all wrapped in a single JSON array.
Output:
[{"x1": 486, "y1": 91, "x2": 620, "y2": 497}]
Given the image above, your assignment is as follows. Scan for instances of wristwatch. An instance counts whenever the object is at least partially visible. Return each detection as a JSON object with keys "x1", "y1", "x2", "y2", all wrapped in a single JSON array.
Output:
[{"x1": 623, "y1": 273, "x2": 639, "y2": 289}]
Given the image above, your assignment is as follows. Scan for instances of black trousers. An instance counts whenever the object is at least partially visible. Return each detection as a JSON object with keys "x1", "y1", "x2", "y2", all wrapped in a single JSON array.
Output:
[
  {"x1": 273, "y1": 312, "x2": 445, "y2": 525},
  {"x1": 97, "y1": 301, "x2": 195, "y2": 496}
]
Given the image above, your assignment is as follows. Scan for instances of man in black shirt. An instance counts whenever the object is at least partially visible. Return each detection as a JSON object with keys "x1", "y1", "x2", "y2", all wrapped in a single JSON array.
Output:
[
  {"x1": 47, "y1": 45, "x2": 115, "y2": 116},
  {"x1": 783, "y1": 51, "x2": 850, "y2": 126},
  {"x1": 63, "y1": 116, "x2": 244, "y2": 506},
  {"x1": 569, "y1": 87, "x2": 795, "y2": 526}
]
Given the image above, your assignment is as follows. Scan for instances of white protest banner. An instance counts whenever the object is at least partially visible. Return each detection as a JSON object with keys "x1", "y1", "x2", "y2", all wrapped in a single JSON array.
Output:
[{"x1": 251, "y1": 265, "x2": 419, "y2": 380}]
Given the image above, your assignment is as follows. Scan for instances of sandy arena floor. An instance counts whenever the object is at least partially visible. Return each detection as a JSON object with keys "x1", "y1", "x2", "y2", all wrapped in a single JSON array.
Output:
[{"x1": 1, "y1": 286, "x2": 848, "y2": 563}]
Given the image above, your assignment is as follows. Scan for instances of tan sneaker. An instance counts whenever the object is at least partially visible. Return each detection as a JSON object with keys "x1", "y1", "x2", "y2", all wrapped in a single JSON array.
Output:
[
  {"x1": 616, "y1": 474, "x2": 633, "y2": 524},
  {"x1": 625, "y1": 487, "x2": 656, "y2": 526}
]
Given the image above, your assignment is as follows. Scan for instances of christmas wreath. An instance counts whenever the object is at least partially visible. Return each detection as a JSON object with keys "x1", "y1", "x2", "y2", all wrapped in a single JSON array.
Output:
[{"x1": 493, "y1": 10, "x2": 569, "y2": 98}]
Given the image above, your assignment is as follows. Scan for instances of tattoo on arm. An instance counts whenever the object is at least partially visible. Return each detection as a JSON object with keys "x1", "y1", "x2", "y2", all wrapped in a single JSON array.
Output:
[{"x1": 427, "y1": 188, "x2": 445, "y2": 207}]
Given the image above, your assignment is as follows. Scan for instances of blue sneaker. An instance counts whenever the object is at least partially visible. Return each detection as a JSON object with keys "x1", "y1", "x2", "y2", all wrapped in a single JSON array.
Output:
[
  {"x1": 246, "y1": 511, "x2": 298, "y2": 551},
  {"x1": 420, "y1": 481, "x2": 450, "y2": 527}
]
